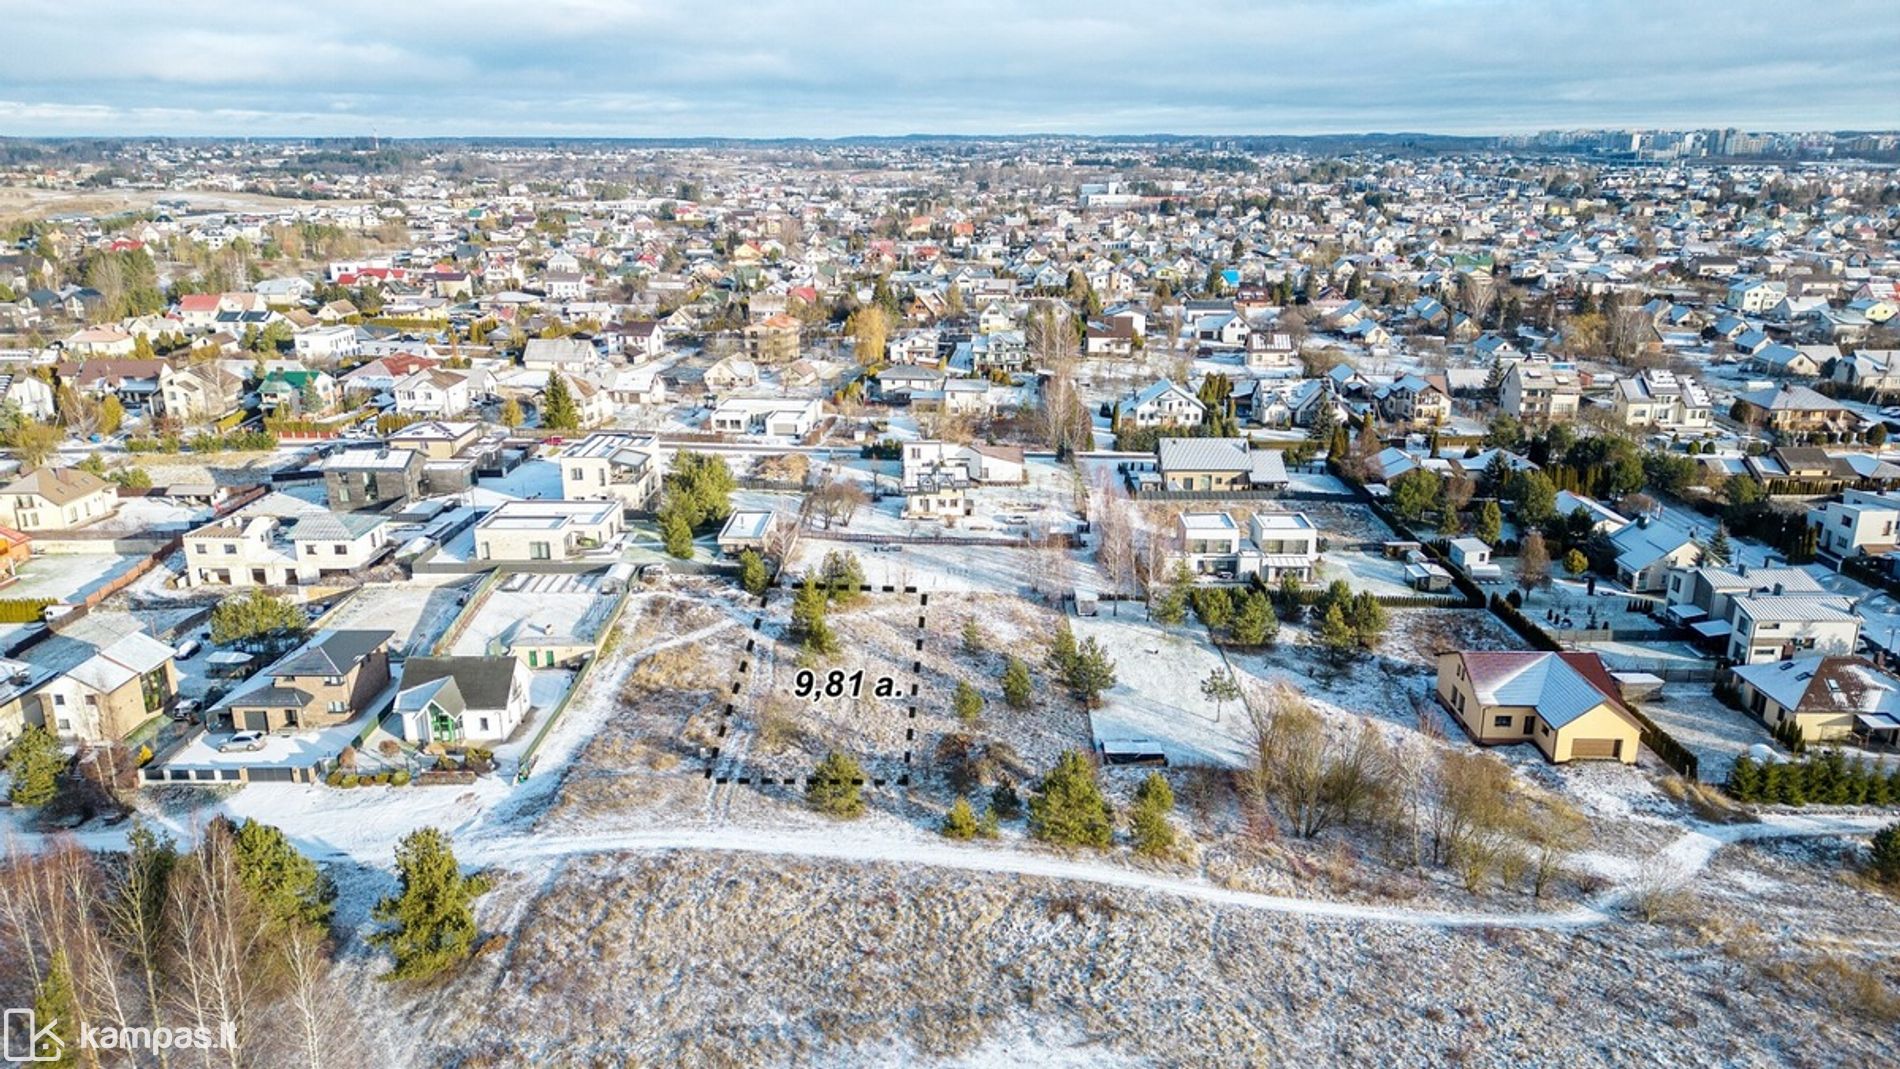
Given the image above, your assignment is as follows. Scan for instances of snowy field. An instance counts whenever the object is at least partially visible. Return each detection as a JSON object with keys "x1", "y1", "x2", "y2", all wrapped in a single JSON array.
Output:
[
  {"x1": 1638, "y1": 686, "x2": 1776, "y2": 783},
  {"x1": 448, "y1": 572, "x2": 618, "y2": 656},
  {"x1": 322, "y1": 575, "x2": 483, "y2": 655},
  {"x1": 1073, "y1": 614, "x2": 1253, "y2": 768},
  {"x1": 2, "y1": 550, "x2": 148, "y2": 603}
]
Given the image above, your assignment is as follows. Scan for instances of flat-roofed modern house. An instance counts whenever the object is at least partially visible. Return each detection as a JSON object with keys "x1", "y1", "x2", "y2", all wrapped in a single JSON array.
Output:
[
  {"x1": 1435, "y1": 650, "x2": 1644, "y2": 764},
  {"x1": 322, "y1": 448, "x2": 427, "y2": 511},
  {"x1": 473, "y1": 500, "x2": 624, "y2": 563},
  {"x1": 717, "y1": 509, "x2": 779, "y2": 556},
  {"x1": 558, "y1": 432, "x2": 662, "y2": 511}
]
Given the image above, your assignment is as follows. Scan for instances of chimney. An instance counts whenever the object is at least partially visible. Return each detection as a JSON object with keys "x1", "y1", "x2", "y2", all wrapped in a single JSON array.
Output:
[
  {"x1": 1737, "y1": 563, "x2": 1747, "y2": 577},
  {"x1": 1772, "y1": 582, "x2": 1784, "y2": 596}
]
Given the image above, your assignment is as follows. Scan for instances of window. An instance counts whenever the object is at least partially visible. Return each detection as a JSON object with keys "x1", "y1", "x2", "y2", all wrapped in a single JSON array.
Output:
[
  {"x1": 334, "y1": 544, "x2": 347, "y2": 555},
  {"x1": 1492, "y1": 715, "x2": 1513, "y2": 729},
  {"x1": 324, "y1": 675, "x2": 344, "y2": 686},
  {"x1": 478, "y1": 718, "x2": 490, "y2": 732},
  {"x1": 223, "y1": 544, "x2": 237, "y2": 555},
  {"x1": 530, "y1": 541, "x2": 551, "y2": 560},
  {"x1": 328, "y1": 701, "x2": 346, "y2": 714},
  {"x1": 52, "y1": 694, "x2": 65, "y2": 707}
]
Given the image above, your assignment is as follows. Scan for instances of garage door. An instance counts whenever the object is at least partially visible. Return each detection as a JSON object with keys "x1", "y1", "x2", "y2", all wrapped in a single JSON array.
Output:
[{"x1": 1570, "y1": 738, "x2": 1621, "y2": 760}]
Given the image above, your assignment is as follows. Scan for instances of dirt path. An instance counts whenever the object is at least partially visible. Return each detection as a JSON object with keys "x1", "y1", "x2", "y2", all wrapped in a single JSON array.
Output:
[{"x1": 453, "y1": 810, "x2": 1888, "y2": 931}]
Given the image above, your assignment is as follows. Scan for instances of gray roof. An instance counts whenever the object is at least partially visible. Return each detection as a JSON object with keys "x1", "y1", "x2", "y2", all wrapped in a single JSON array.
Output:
[
  {"x1": 276, "y1": 630, "x2": 393, "y2": 677},
  {"x1": 398, "y1": 656, "x2": 519, "y2": 710},
  {"x1": 288, "y1": 512, "x2": 388, "y2": 542}
]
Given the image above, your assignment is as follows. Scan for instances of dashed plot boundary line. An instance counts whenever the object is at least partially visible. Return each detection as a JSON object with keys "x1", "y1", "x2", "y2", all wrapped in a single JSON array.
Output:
[{"x1": 702, "y1": 584, "x2": 927, "y2": 791}]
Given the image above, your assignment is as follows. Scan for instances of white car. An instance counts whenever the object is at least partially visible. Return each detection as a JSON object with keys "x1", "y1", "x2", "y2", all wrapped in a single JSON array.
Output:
[{"x1": 218, "y1": 730, "x2": 267, "y2": 753}]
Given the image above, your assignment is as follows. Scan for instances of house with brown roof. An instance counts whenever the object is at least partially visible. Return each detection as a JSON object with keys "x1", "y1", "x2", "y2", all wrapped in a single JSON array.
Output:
[
  {"x1": 0, "y1": 467, "x2": 117, "y2": 532},
  {"x1": 1730, "y1": 655, "x2": 1900, "y2": 746},
  {"x1": 1434, "y1": 650, "x2": 1644, "y2": 764}
]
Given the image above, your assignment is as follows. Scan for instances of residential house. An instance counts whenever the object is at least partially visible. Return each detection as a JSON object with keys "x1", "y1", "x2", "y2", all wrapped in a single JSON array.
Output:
[
  {"x1": 1612, "y1": 370, "x2": 1712, "y2": 433},
  {"x1": 559, "y1": 432, "x2": 662, "y2": 510},
  {"x1": 292, "y1": 325, "x2": 360, "y2": 362},
  {"x1": 393, "y1": 368, "x2": 476, "y2": 418},
  {"x1": 1730, "y1": 656, "x2": 1900, "y2": 746},
  {"x1": 1500, "y1": 362, "x2": 1581, "y2": 424},
  {"x1": 1808, "y1": 490, "x2": 1900, "y2": 559},
  {"x1": 20, "y1": 615, "x2": 177, "y2": 741},
  {"x1": 716, "y1": 510, "x2": 779, "y2": 556},
  {"x1": 1154, "y1": 438, "x2": 1288, "y2": 493},
  {"x1": 322, "y1": 448, "x2": 426, "y2": 511},
  {"x1": 703, "y1": 355, "x2": 760, "y2": 392},
  {"x1": 1607, "y1": 517, "x2": 1704, "y2": 592},
  {"x1": 0, "y1": 467, "x2": 116, "y2": 532},
  {"x1": 522, "y1": 337, "x2": 602, "y2": 374},
  {"x1": 900, "y1": 441, "x2": 1026, "y2": 491},
  {"x1": 1732, "y1": 385, "x2": 1857, "y2": 436},
  {"x1": 226, "y1": 630, "x2": 394, "y2": 733},
  {"x1": 1724, "y1": 592, "x2": 1861, "y2": 666},
  {"x1": 157, "y1": 363, "x2": 242, "y2": 426},
  {"x1": 1116, "y1": 379, "x2": 1205, "y2": 429},
  {"x1": 707, "y1": 396, "x2": 822, "y2": 437},
  {"x1": 392, "y1": 655, "x2": 532, "y2": 745},
  {"x1": 743, "y1": 314, "x2": 801, "y2": 364},
  {"x1": 473, "y1": 500, "x2": 624, "y2": 563},
  {"x1": 1435, "y1": 650, "x2": 1644, "y2": 764}
]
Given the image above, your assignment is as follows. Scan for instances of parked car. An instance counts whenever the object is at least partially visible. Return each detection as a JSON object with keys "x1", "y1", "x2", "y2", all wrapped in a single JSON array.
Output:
[
  {"x1": 217, "y1": 730, "x2": 267, "y2": 753},
  {"x1": 171, "y1": 698, "x2": 199, "y2": 722},
  {"x1": 174, "y1": 638, "x2": 202, "y2": 660}
]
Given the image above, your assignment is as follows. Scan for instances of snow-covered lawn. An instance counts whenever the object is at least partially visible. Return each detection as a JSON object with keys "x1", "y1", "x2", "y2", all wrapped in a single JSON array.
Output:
[
  {"x1": 1315, "y1": 550, "x2": 1416, "y2": 598},
  {"x1": 2, "y1": 550, "x2": 148, "y2": 603},
  {"x1": 324, "y1": 575, "x2": 482, "y2": 655},
  {"x1": 1072, "y1": 615, "x2": 1253, "y2": 769},
  {"x1": 1638, "y1": 686, "x2": 1776, "y2": 783}
]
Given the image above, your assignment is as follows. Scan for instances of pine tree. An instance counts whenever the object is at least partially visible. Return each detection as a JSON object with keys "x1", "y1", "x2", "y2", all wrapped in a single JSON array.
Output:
[
  {"x1": 660, "y1": 501, "x2": 695, "y2": 559},
  {"x1": 369, "y1": 828, "x2": 491, "y2": 982},
  {"x1": 1066, "y1": 637, "x2": 1118, "y2": 707},
  {"x1": 953, "y1": 680, "x2": 984, "y2": 723},
  {"x1": 961, "y1": 618, "x2": 985, "y2": 654},
  {"x1": 1028, "y1": 750, "x2": 1114, "y2": 848},
  {"x1": 33, "y1": 948, "x2": 76, "y2": 1067},
  {"x1": 5, "y1": 725, "x2": 62, "y2": 806},
  {"x1": 940, "y1": 796, "x2": 979, "y2": 840},
  {"x1": 1475, "y1": 499, "x2": 1503, "y2": 544},
  {"x1": 807, "y1": 752, "x2": 865, "y2": 818},
  {"x1": 1869, "y1": 822, "x2": 1900, "y2": 886},
  {"x1": 1318, "y1": 602, "x2": 1358, "y2": 661},
  {"x1": 1047, "y1": 618, "x2": 1079, "y2": 677},
  {"x1": 540, "y1": 373, "x2": 580, "y2": 430},
  {"x1": 1130, "y1": 772, "x2": 1177, "y2": 857},
  {"x1": 791, "y1": 577, "x2": 836, "y2": 654},
  {"x1": 228, "y1": 817, "x2": 335, "y2": 931},
  {"x1": 1727, "y1": 755, "x2": 1763, "y2": 802},
  {"x1": 1703, "y1": 524, "x2": 1733, "y2": 567},
  {"x1": 1199, "y1": 669, "x2": 1242, "y2": 720},
  {"x1": 1151, "y1": 561, "x2": 1190, "y2": 625},
  {"x1": 1347, "y1": 592, "x2": 1387, "y2": 649},
  {"x1": 738, "y1": 549, "x2": 769, "y2": 596},
  {"x1": 1230, "y1": 590, "x2": 1278, "y2": 646},
  {"x1": 1001, "y1": 657, "x2": 1033, "y2": 709}
]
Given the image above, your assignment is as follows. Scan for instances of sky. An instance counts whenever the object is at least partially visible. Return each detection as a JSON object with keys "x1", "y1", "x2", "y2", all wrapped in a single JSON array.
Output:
[{"x1": 1, "y1": 0, "x2": 1897, "y2": 139}]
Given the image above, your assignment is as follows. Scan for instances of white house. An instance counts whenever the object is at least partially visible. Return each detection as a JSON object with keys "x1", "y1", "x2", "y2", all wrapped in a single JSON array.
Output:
[
  {"x1": 1612, "y1": 369, "x2": 1711, "y2": 433},
  {"x1": 474, "y1": 500, "x2": 624, "y2": 563},
  {"x1": 392, "y1": 655, "x2": 532, "y2": 745},
  {"x1": 900, "y1": 441, "x2": 1027, "y2": 490},
  {"x1": 393, "y1": 368, "x2": 476, "y2": 418},
  {"x1": 558, "y1": 432, "x2": 662, "y2": 510},
  {"x1": 706, "y1": 396, "x2": 822, "y2": 437},
  {"x1": 1807, "y1": 490, "x2": 1900, "y2": 559},
  {"x1": 1116, "y1": 379, "x2": 1206, "y2": 429}
]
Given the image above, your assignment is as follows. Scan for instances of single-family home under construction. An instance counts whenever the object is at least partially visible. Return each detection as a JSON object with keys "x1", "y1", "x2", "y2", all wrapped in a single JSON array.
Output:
[{"x1": 1435, "y1": 650, "x2": 1644, "y2": 764}]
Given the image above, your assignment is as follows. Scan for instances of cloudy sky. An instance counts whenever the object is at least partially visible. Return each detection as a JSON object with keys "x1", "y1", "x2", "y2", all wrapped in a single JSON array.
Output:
[{"x1": 2, "y1": 0, "x2": 1896, "y2": 138}]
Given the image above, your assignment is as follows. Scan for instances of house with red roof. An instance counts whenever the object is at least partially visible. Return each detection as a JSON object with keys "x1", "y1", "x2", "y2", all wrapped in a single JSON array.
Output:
[{"x1": 1435, "y1": 650, "x2": 1644, "y2": 764}]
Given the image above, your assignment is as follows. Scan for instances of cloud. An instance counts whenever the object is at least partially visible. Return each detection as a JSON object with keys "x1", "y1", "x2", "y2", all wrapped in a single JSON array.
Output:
[{"x1": 0, "y1": 0, "x2": 1895, "y2": 136}]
